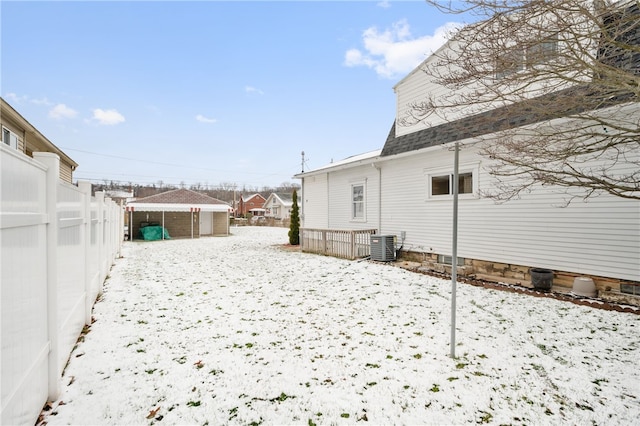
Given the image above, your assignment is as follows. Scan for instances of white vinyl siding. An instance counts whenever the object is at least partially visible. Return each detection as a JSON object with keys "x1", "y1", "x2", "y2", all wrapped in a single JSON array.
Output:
[
  {"x1": 379, "y1": 144, "x2": 639, "y2": 282},
  {"x1": 326, "y1": 166, "x2": 379, "y2": 230},
  {"x1": 299, "y1": 174, "x2": 328, "y2": 229}
]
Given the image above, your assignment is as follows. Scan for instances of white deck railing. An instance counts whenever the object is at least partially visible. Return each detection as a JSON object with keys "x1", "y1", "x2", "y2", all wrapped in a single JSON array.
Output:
[
  {"x1": 1, "y1": 146, "x2": 123, "y2": 426},
  {"x1": 301, "y1": 228, "x2": 377, "y2": 260}
]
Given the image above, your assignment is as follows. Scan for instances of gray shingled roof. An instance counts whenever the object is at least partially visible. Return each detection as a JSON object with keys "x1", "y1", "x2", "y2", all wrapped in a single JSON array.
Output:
[
  {"x1": 274, "y1": 193, "x2": 293, "y2": 202},
  {"x1": 381, "y1": 85, "x2": 637, "y2": 157},
  {"x1": 134, "y1": 188, "x2": 228, "y2": 205},
  {"x1": 382, "y1": 3, "x2": 638, "y2": 158}
]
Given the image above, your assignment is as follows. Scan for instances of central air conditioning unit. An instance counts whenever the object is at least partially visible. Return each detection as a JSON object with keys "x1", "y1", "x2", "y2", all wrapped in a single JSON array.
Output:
[{"x1": 370, "y1": 235, "x2": 396, "y2": 261}]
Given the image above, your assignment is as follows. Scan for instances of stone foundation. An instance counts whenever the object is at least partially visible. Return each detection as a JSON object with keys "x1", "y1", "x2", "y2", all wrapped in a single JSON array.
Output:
[{"x1": 398, "y1": 250, "x2": 640, "y2": 307}]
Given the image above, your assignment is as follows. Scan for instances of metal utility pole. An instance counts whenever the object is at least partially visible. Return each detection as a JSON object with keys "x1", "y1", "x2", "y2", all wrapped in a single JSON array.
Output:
[{"x1": 450, "y1": 142, "x2": 459, "y2": 359}]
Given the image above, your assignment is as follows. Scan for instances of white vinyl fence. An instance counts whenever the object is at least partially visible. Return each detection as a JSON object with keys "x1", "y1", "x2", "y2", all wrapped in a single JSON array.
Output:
[{"x1": 1, "y1": 147, "x2": 123, "y2": 426}]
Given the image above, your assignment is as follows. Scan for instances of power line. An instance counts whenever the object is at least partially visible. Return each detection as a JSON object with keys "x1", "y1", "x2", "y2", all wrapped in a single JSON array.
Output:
[{"x1": 62, "y1": 146, "x2": 299, "y2": 178}]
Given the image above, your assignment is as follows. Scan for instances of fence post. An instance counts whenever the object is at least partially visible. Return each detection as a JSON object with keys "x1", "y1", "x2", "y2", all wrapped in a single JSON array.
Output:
[
  {"x1": 105, "y1": 196, "x2": 113, "y2": 263},
  {"x1": 322, "y1": 230, "x2": 327, "y2": 255},
  {"x1": 78, "y1": 181, "x2": 93, "y2": 325},
  {"x1": 95, "y1": 192, "x2": 105, "y2": 286},
  {"x1": 350, "y1": 231, "x2": 356, "y2": 260},
  {"x1": 33, "y1": 152, "x2": 61, "y2": 401}
]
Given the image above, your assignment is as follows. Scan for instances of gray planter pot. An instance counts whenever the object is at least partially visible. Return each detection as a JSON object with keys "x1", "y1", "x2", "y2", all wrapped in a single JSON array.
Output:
[{"x1": 531, "y1": 268, "x2": 554, "y2": 291}]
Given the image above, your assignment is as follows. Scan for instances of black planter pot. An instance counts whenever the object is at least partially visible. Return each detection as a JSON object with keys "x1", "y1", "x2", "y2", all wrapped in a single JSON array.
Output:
[{"x1": 531, "y1": 268, "x2": 554, "y2": 291}]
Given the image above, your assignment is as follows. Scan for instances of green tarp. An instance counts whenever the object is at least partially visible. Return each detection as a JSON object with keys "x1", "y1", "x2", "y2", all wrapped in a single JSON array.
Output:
[{"x1": 139, "y1": 226, "x2": 171, "y2": 241}]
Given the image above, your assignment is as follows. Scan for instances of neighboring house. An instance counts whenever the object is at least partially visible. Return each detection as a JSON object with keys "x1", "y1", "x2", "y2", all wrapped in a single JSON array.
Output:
[
  {"x1": 126, "y1": 188, "x2": 231, "y2": 239},
  {"x1": 264, "y1": 192, "x2": 293, "y2": 219},
  {"x1": 1, "y1": 97, "x2": 78, "y2": 183},
  {"x1": 295, "y1": 7, "x2": 639, "y2": 300},
  {"x1": 237, "y1": 193, "x2": 266, "y2": 217}
]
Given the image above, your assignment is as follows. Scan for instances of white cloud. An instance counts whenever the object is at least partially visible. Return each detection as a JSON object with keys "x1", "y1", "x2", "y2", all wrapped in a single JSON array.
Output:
[
  {"x1": 92, "y1": 108, "x2": 125, "y2": 125},
  {"x1": 377, "y1": 1, "x2": 391, "y2": 9},
  {"x1": 245, "y1": 86, "x2": 264, "y2": 95},
  {"x1": 4, "y1": 92, "x2": 28, "y2": 103},
  {"x1": 344, "y1": 20, "x2": 461, "y2": 79},
  {"x1": 49, "y1": 103, "x2": 78, "y2": 120},
  {"x1": 31, "y1": 97, "x2": 52, "y2": 106},
  {"x1": 196, "y1": 114, "x2": 217, "y2": 124},
  {"x1": 3, "y1": 93, "x2": 53, "y2": 106}
]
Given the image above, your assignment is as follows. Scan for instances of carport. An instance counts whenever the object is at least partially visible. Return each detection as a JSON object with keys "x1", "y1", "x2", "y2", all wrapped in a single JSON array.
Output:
[{"x1": 125, "y1": 189, "x2": 231, "y2": 240}]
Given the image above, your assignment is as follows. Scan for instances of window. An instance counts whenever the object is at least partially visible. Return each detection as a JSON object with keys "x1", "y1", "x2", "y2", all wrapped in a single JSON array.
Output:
[
  {"x1": 495, "y1": 47, "x2": 524, "y2": 80},
  {"x1": 2, "y1": 127, "x2": 18, "y2": 150},
  {"x1": 438, "y1": 254, "x2": 465, "y2": 265},
  {"x1": 351, "y1": 183, "x2": 365, "y2": 220},
  {"x1": 430, "y1": 172, "x2": 474, "y2": 196},
  {"x1": 495, "y1": 34, "x2": 559, "y2": 79},
  {"x1": 526, "y1": 35, "x2": 558, "y2": 67},
  {"x1": 621, "y1": 283, "x2": 640, "y2": 297}
]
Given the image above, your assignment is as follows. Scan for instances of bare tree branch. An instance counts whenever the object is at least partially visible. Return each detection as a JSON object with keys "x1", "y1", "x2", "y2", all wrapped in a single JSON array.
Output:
[{"x1": 413, "y1": 0, "x2": 639, "y2": 202}]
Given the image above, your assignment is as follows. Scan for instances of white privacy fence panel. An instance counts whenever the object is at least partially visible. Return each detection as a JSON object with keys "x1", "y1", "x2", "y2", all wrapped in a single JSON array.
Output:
[
  {"x1": 0, "y1": 147, "x2": 123, "y2": 426},
  {"x1": 56, "y1": 182, "x2": 87, "y2": 385},
  {"x1": 0, "y1": 147, "x2": 50, "y2": 426}
]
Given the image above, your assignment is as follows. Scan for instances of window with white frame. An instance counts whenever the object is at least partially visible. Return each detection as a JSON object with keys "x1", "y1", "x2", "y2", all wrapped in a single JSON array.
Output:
[
  {"x1": 426, "y1": 164, "x2": 478, "y2": 199},
  {"x1": 351, "y1": 183, "x2": 365, "y2": 220},
  {"x1": 496, "y1": 34, "x2": 559, "y2": 80},
  {"x1": 2, "y1": 127, "x2": 18, "y2": 150}
]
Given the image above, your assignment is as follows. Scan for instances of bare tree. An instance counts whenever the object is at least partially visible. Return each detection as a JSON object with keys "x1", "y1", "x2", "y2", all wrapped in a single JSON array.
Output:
[{"x1": 411, "y1": 0, "x2": 639, "y2": 202}]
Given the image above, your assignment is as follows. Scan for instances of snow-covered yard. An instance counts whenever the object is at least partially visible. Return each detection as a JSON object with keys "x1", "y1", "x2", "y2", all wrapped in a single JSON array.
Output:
[{"x1": 41, "y1": 227, "x2": 639, "y2": 425}]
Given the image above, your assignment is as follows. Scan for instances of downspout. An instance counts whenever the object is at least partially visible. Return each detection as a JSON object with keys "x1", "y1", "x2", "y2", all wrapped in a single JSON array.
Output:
[
  {"x1": 326, "y1": 172, "x2": 330, "y2": 228},
  {"x1": 372, "y1": 162, "x2": 382, "y2": 234},
  {"x1": 300, "y1": 177, "x2": 304, "y2": 227},
  {"x1": 300, "y1": 178, "x2": 305, "y2": 250}
]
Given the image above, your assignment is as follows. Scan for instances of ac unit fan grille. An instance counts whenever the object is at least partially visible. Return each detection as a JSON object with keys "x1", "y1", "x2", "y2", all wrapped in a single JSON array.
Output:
[{"x1": 370, "y1": 235, "x2": 395, "y2": 261}]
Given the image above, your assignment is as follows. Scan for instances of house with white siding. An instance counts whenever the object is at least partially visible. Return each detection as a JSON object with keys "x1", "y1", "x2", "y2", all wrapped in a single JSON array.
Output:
[
  {"x1": 264, "y1": 192, "x2": 293, "y2": 220},
  {"x1": 295, "y1": 5, "x2": 639, "y2": 301}
]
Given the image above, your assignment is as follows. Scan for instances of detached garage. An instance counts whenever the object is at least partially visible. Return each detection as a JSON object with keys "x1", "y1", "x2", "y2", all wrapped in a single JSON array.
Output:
[{"x1": 126, "y1": 188, "x2": 231, "y2": 240}]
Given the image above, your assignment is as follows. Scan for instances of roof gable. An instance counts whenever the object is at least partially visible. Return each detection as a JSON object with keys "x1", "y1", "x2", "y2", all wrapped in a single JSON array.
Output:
[
  {"x1": 266, "y1": 192, "x2": 293, "y2": 206},
  {"x1": 242, "y1": 193, "x2": 266, "y2": 202}
]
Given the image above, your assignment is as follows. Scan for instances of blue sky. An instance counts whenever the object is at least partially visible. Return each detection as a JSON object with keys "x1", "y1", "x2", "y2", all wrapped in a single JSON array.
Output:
[{"x1": 2, "y1": 1, "x2": 464, "y2": 190}]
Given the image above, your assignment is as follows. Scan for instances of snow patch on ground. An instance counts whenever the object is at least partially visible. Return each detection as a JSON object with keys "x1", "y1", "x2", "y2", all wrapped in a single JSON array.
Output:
[{"x1": 41, "y1": 227, "x2": 640, "y2": 425}]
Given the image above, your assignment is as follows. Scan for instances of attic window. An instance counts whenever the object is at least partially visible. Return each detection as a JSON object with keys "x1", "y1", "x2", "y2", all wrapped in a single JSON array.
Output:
[
  {"x1": 495, "y1": 34, "x2": 559, "y2": 79},
  {"x1": 495, "y1": 47, "x2": 524, "y2": 80},
  {"x1": 526, "y1": 35, "x2": 558, "y2": 67},
  {"x1": 2, "y1": 127, "x2": 18, "y2": 150}
]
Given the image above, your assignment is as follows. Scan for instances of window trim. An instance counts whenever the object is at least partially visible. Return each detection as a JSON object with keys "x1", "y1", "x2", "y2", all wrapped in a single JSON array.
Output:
[
  {"x1": 2, "y1": 126, "x2": 19, "y2": 150},
  {"x1": 425, "y1": 163, "x2": 479, "y2": 200},
  {"x1": 495, "y1": 33, "x2": 559, "y2": 80},
  {"x1": 350, "y1": 180, "x2": 366, "y2": 222}
]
